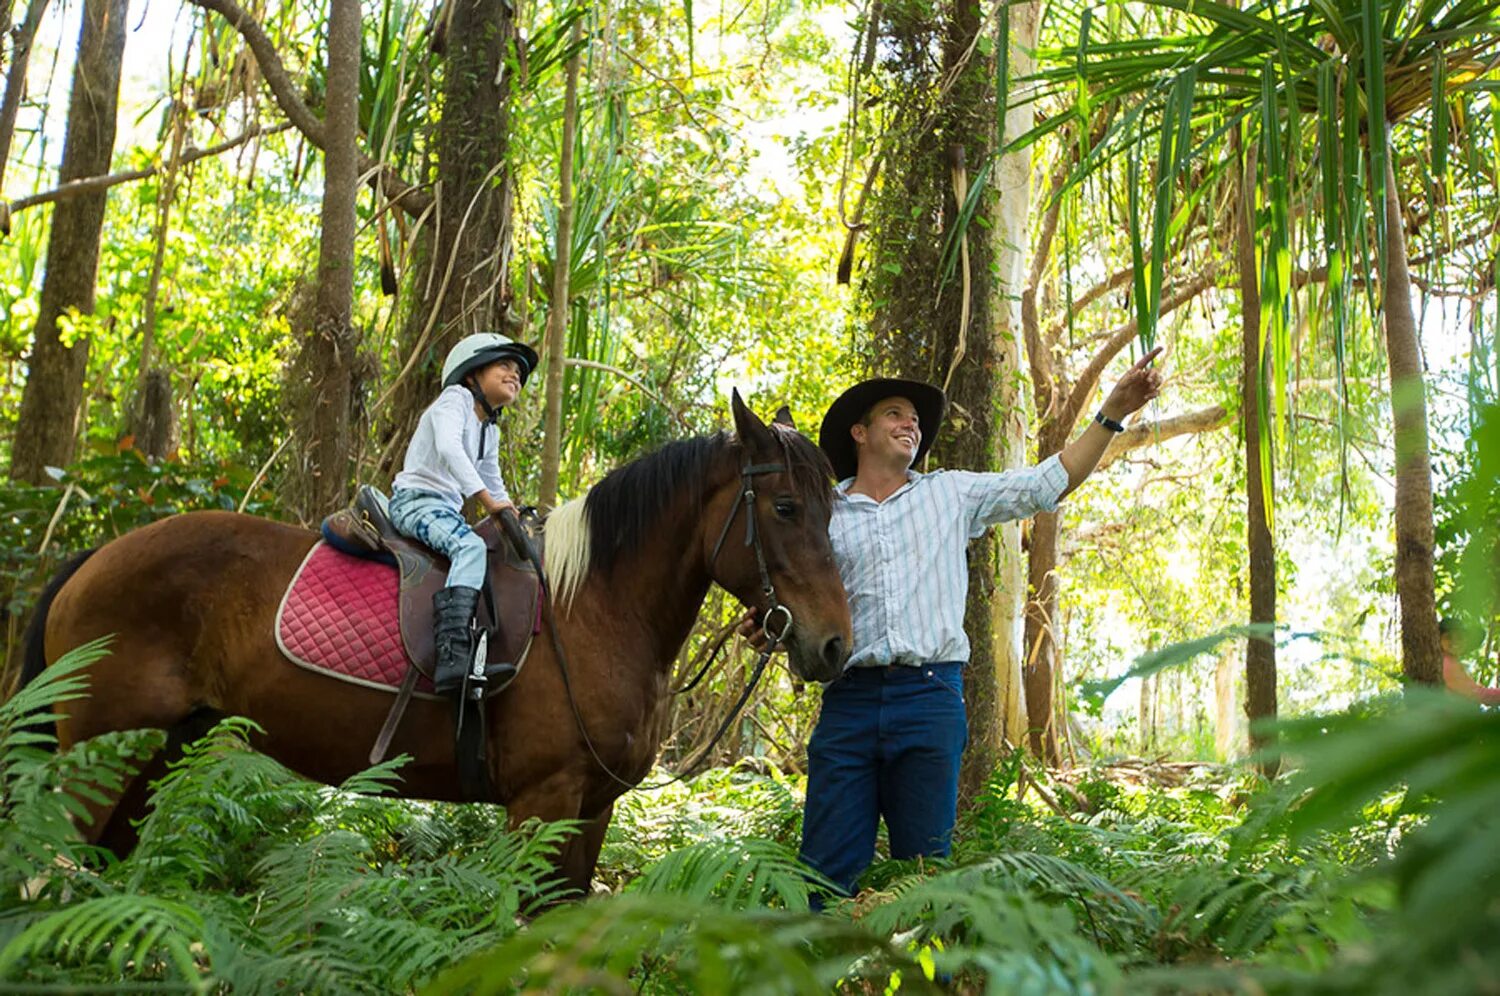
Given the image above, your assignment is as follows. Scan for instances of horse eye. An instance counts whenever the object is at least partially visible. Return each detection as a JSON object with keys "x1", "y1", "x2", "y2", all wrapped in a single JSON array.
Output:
[{"x1": 773, "y1": 498, "x2": 798, "y2": 520}]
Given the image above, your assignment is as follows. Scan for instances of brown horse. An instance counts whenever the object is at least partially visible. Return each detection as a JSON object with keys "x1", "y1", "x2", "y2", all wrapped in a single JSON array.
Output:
[{"x1": 21, "y1": 392, "x2": 851, "y2": 893}]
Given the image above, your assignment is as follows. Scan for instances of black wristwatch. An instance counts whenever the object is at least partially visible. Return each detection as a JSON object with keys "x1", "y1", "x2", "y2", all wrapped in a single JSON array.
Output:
[{"x1": 1094, "y1": 411, "x2": 1126, "y2": 433}]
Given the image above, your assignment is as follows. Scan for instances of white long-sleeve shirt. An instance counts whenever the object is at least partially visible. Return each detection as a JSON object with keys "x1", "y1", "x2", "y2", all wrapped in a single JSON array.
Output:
[
  {"x1": 830, "y1": 455, "x2": 1069, "y2": 669},
  {"x1": 392, "y1": 385, "x2": 509, "y2": 509}
]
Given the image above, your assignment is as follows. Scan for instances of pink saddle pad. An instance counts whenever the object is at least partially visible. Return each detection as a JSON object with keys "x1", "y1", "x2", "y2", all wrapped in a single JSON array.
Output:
[{"x1": 276, "y1": 542, "x2": 437, "y2": 697}]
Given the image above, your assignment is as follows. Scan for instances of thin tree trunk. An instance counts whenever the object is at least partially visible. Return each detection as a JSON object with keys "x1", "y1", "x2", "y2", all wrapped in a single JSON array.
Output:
[
  {"x1": 286, "y1": 0, "x2": 361, "y2": 517},
  {"x1": 8, "y1": 0, "x2": 127, "y2": 483},
  {"x1": 1022, "y1": 456, "x2": 1065, "y2": 762},
  {"x1": 981, "y1": 0, "x2": 1039, "y2": 776},
  {"x1": 1236, "y1": 128, "x2": 1278, "y2": 775},
  {"x1": 129, "y1": 113, "x2": 187, "y2": 460},
  {"x1": 1380, "y1": 155, "x2": 1442, "y2": 686},
  {"x1": 0, "y1": 0, "x2": 52, "y2": 205},
  {"x1": 538, "y1": 20, "x2": 583, "y2": 512}
]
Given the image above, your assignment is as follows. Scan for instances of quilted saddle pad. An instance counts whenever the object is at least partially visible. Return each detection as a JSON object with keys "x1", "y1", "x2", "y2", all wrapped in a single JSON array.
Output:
[{"x1": 276, "y1": 541, "x2": 438, "y2": 698}]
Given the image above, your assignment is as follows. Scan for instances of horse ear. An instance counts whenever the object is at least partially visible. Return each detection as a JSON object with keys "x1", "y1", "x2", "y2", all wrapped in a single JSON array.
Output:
[
  {"x1": 773, "y1": 404, "x2": 796, "y2": 429},
  {"x1": 731, "y1": 388, "x2": 772, "y2": 446}
]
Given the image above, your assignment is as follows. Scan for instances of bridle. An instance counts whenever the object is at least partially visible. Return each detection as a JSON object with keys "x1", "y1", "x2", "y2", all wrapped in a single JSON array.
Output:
[{"x1": 532, "y1": 438, "x2": 800, "y2": 792}]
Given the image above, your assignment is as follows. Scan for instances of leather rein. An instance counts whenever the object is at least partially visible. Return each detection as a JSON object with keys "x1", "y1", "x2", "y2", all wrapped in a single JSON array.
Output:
[{"x1": 524, "y1": 443, "x2": 797, "y2": 793}]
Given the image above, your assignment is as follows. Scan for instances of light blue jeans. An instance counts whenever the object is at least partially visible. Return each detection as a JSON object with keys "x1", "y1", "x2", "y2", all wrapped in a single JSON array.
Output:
[{"x1": 387, "y1": 489, "x2": 488, "y2": 590}]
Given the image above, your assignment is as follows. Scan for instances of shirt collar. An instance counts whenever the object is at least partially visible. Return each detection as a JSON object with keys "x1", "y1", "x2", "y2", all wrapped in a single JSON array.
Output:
[{"x1": 835, "y1": 469, "x2": 922, "y2": 504}]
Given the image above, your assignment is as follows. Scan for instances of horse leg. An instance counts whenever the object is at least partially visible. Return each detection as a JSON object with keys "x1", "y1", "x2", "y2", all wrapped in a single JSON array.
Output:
[
  {"x1": 90, "y1": 708, "x2": 224, "y2": 856},
  {"x1": 504, "y1": 771, "x2": 593, "y2": 899},
  {"x1": 54, "y1": 634, "x2": 201, "y2": 855},
  {"x1": 574, "y1": 801, "x2": 615, "y2": 894}
]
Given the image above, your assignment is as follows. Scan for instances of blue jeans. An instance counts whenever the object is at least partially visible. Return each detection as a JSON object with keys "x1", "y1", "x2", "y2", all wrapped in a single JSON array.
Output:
[
  {"x1": 800, "y1": 662, "x2": 967, "y2": 901},
  {"x1": 388, "y1": 489, "x2": 488, "y2": 590}
]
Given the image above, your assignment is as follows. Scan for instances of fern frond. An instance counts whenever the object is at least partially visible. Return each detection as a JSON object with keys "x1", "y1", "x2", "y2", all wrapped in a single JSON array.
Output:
[
  {"x1": 629, "y1": 836, "x2": 831, "y2": 910},
  {"x1": 0, "y1": 893, "x2": 206, "y2": 986},
  {"x1": 426, "y1": 893, "x2": 935, "y2": 995}
]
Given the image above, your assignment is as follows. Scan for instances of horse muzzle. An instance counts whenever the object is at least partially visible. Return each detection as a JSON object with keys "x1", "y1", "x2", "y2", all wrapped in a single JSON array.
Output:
[{"x1": 784, "y1": 628, "x2": 849, "y2": 683}]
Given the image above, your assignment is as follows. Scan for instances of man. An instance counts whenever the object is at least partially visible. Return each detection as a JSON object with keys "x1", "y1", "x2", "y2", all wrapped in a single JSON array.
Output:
[
  {"x1": 1441, "y1": 617, "x2": 1500, "y2": 706},
  {"x1": 788, "y1": 346, "x2": 1163, "y2": 902}
]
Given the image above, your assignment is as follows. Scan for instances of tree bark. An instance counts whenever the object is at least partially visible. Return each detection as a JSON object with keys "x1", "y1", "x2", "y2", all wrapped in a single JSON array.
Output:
[
  {"x1": 1236, "y1": 128, "x2": 1278, "y2": 775},
  {"x1": 377, "y1": 0, "x2": 517, "y2": 479},
  {"x1": 285, "y1": 0, "x2": 361, "y2": 518},
  {"x1": 1380, "y1": 156, "x2": 1443, "y2": 686},
  {"x1": 0, "y1": 0, "x2": 52, "y2": 203},
  {"x1": 128, "y1": 113, "x2": 186, "y2": 460},
  {"x1": 8, "y1": 0, "x2": 127, "y2": 483},
  {"x1": 538, "y1": 20, "x2": 583, "y2": 512},
  {"x1": 981, "y1": 0, "x2": 1039, "y2": 778},
  {"x1": 860, "y1": 0, "x2": 1017, "y2": 799}
]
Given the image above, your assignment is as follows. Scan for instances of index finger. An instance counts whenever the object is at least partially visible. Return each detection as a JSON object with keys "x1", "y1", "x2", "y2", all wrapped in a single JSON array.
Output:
[{"x1": 1132, "y1": 345, "x2": 1165, "y2": 371}]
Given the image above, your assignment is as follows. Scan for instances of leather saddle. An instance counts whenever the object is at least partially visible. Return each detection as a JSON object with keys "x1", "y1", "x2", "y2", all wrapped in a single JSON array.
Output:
[{"x1": 321, "y1": 486, "x2": 541, "y2": 688}]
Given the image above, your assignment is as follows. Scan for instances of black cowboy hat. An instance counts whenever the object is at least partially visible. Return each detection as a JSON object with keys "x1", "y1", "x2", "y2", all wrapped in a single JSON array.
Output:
[{"x1": 818, "y1": 378, "x2": 947, "y2": 481}]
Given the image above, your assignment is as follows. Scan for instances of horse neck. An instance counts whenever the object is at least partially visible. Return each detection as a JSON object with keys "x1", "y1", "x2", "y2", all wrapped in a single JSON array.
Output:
[{"x1": 586, "y1": 457, "x2": 735, "y2": 668}]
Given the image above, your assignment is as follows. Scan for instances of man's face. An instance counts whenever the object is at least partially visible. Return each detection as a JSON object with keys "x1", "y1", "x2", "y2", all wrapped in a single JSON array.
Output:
[
  {"x1": 851, "y1": 396, "x2": 921, "y2": 470},
  {"x1": 473, "y1": 357, "x2": 523, "y2": 408}
]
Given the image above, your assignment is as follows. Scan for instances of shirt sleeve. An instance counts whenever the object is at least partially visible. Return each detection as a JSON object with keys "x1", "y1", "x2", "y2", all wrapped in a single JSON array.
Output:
[
  {"x1": 429, "y1": 387, "x2": 489, "y2": 499},
  {"x1": 959, "y1": 454, "x2": 1070, "y2": 537},
  {"x1": 478, "y1": 442, "x2": 509, "y2": 504}
]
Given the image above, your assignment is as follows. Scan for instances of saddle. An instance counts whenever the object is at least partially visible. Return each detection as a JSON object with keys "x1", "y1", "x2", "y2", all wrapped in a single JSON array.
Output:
[{"x1": 321, "y1": 486, "x2": 541, "y2": 689}]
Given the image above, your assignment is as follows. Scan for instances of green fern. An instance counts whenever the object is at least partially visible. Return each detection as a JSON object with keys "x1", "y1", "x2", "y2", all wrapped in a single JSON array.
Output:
[
  {"x1": 426, "y1": 892, "x2": 937, "y2": 995},
  {"x1": 628, "y1": 836, "x2": 834, "y2": 910}
]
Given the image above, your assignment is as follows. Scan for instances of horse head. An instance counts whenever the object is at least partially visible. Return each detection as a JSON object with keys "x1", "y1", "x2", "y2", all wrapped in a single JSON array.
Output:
[{"x1": 714, "y1": 390, "x2": 852, "y2": 683}]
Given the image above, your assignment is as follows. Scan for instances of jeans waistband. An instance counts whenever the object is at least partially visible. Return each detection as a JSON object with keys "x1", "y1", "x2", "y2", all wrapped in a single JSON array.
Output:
[{"x1": 838, "y1": 661, "x2": 964, "y2": 682}]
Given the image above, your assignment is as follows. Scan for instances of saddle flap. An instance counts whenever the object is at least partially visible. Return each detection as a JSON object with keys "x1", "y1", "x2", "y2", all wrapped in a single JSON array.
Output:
[{"x1": 393, "y1": 516, "x2": 540, "y2": 684}]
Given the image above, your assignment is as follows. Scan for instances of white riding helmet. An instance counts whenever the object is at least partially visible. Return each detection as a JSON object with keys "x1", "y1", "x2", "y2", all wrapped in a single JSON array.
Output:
[{"x1": 440, "y1": 333, "x2": 540, "y2": 389}]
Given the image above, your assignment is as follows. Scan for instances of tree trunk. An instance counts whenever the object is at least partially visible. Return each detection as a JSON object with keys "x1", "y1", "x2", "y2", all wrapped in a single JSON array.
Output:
[
  {"x1": 1236, "y1": 129, "x2": 1278, "y2": 775},
  {"x1": 984, "y1": 0, "x2": 1039, "y2": 770},
  {"x1": 0, "y1": 0, "x2": 51, "y2": 202},
  {"x1": 378, "y1": 0, "x2": 517, "y2": 478},
  {"x1": 860, "y1": 0, "x2": 1014, "y2": 801},
  {"x1": 1022, "y1": 450, "x2": 1065, "y2": 762},
  {"x1": 8, "y1": 0, "x2": 127, "y2": 483},
  {"x1": 1380, "y1": 156, "x2": 1442, "y2": 686},
  {"x1": 128, "y1": 113, "x2": 186, "y2": 461},
  {"x1": 283, "y1": 0, "x2": 361, "y2": 519},
  {"x1": 538, "y1": 21, "x2": 583, "y2": 512}
]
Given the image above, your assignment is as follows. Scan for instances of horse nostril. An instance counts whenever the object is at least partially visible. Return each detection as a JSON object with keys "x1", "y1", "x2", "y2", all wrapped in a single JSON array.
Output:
[{"x1": 822, "y1": 635, "x2": 846, "y2": 668}]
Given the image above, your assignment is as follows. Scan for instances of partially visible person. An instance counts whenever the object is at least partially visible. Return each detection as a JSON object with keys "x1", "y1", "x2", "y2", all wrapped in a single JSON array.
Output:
[{"x1": 1440, "y1": 617, "x2": 1500, "y2": 706}]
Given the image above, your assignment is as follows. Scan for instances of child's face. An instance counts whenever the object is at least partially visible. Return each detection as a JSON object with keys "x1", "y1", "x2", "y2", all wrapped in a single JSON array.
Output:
[{"x1": 472, "y1": 358, "x2": 523, "y2": 408}]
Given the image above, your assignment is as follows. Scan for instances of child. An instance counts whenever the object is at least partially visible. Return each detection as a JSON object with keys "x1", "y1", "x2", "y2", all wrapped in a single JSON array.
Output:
[{"x1": 389, "y1": 332, "x2": 538, "y2": 700}]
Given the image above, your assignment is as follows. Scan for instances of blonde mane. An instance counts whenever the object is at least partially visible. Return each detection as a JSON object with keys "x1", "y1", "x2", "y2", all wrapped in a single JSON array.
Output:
[{"x1": 542, "y1": 496, "x2": 591, "y2": 609}]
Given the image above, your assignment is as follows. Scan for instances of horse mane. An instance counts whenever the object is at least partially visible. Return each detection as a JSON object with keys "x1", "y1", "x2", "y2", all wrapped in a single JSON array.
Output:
[{"x1": 544, "y1": 426, "x2": 833, "y2": 608}]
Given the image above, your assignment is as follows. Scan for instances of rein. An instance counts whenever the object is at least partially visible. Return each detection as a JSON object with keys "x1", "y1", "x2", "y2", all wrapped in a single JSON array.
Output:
[{"x1": 527, "y1": 446, "x2": 797, "y2": 793}]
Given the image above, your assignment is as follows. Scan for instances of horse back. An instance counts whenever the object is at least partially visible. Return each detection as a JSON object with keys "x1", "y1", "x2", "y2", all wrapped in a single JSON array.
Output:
[{"x1": 43, "y1": 513, "x2": 317, "y2": 715}]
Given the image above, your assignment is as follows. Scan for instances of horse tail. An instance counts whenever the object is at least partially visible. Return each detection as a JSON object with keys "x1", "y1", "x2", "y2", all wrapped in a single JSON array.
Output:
[{"x1": 20, "y1": 549, "x2": 98, "y2": 690}]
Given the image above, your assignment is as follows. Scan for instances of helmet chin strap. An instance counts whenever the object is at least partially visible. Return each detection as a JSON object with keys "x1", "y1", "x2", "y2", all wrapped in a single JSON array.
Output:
[{"x1": 466, "y1": 380, "x2": 501, "y2": 461}]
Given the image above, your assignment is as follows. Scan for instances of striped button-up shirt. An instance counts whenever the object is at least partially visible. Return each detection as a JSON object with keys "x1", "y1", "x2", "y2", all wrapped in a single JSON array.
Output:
[{"x1": 830, "y1": 454, "x2": 1070, "y2": 669}]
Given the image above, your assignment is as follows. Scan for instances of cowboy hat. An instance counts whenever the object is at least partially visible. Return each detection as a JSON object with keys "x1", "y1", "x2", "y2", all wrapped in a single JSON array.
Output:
[{"x1": 818, "y1": 378, "x2": 946, "y2": 480}]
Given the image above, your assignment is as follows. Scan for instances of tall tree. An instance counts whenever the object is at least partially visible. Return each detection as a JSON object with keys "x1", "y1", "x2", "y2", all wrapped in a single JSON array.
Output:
[
  {"x1": 538, "y1": 19, "x2": 584, "y2": 512},
  {"x1": 1235, "y1": 127, "x2": 1278, "y2": 770},
  {"x1": 376, "y1": 0, "x2": 519, "y2": 478},
  {"x1": 856, "y1": 0, "x2": 1029, "y2": 799},
  {"x1": 283, "y1": 0, "x2": 362, "y2": 518},
  {"x1": 987, "y1": 0, "x2": 1041, "y2": 755},
  {"x1": 8, "y1": 0, "x2": 128, "y2": 483}
]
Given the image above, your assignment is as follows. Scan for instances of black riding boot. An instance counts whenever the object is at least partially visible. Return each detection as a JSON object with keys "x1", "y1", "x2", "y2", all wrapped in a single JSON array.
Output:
[{"x1": 432, "y1": 586, "x2": 482, "y2": 697}]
